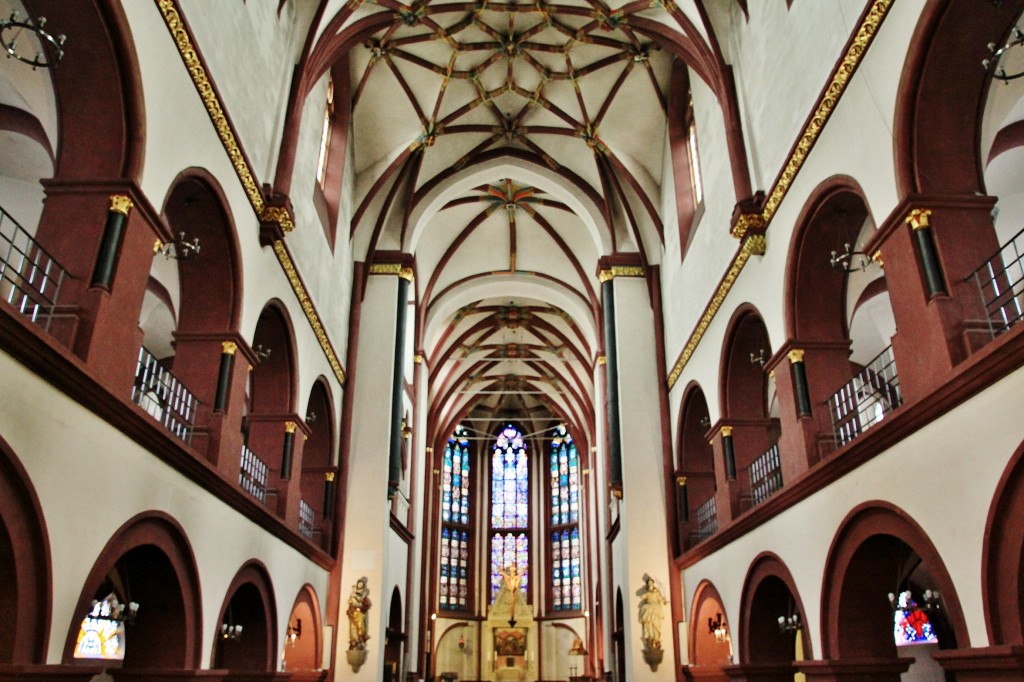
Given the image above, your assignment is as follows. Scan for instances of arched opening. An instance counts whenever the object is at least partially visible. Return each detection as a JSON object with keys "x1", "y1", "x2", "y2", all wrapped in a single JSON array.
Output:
[
  {"x1": 384, "y1": 587, "x2": 404, "y2": 682},
  {"x1": 299, "y1": 378, "x2": 335, "y2": 550},
  {"x1": 739, "y1": 554, "x2": 810, "y2": 678},
  {"x1": 0, "y1": 438, "x2": 50, "y2": 664},
  {"x1": 689, "y1": 580, "x2": 732, "y2": 669},
  {"x1": 720, "y1": 307, "x2": 779, "y2": 513},
  {"x1": 982, "y1": 437, "x2": 1024, "y2": 645},
  {"x1": 281, "y1": 585, "x2": 323, "y2": 672},
  {"x1": 212, "y1": 562, "x2": 276, "y2": 672},
  {"x1": 64, "y1": 513, "x2": 202, "y2": 671},
  {"x1": 821, "y1": 504, "x2": 968, "y2": 680},
  {"x1": 675, "y1": 383, "x2": 716, "y2": 551},
  {"x1": 786, "y1": 183, "x2": 897, "y2": 455}
]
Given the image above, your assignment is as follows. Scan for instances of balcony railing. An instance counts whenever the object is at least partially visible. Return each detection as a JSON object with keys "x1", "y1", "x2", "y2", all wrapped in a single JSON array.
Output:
[
  {"x1": 970, "y1": 225, "x2": 1024, "y2": 335},
  {"x1": 0, "y1": 205, "x2": 68, "y2": 333},
  {"x1": 239, "y1": 444, "x2": 268, "y2": 504},
  {"x1": 828, "y1": 344, "x2": 902, "y2": 448},
  {"x1": 748, "y1": 444, "x2": 783, "y2": 507},
  {"x1": 131, "y1": 346, "x2": 198, "y2": 444},
  {"x1": 298, "y1": 499, "x2": 316, "y2": 540},
  {"x1": 694, "y1": 496, "x2": 718, "y2": 542}
]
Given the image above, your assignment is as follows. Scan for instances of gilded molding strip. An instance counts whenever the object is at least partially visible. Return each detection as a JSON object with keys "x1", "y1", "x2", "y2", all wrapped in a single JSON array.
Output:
[
  {"x1": 156, "y1": 0, "x2": 265, "y2": 216},
  {"x1": 157, "y1": 0, "x2": 344, "y2": 384},
  {"x1": 731, "y1": 0, "x2": 893, "y2": 239},
  {"x1": 369, "y1": 263, "x2": 404, "y2": 276},
  {"x1": 668, "y1": 0, "x2": 893, "y2": 389},
  {"x1": 273, "y1": 241, "x2": 346, "y2": 384},
  {"x1": 599, "y1": 265, "x2": 645, "y2": 282}
]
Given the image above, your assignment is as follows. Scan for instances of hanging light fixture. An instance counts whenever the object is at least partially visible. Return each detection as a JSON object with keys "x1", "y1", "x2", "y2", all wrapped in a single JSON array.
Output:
[
  {"x1": 829, "y1": 243, "x2": 874, "y2": 273},
  {"x1": 778, "y1": 612, "x2": 801, "y2": 633},
  {"x1": 0, "y1": 10, "x2": 65, "y2": 69},
  {"x1": 707, "y1": 612, "x2": 729, "y2": 643},
  {"x1": 984, "y1": 25, "x2": 1024, "y2": 82},
  {"x1": 154, "y1": 233, "x2": 202, "y2": 260},
  {"x1": 286, "y1": 618, "x2": 302, "y2": 646}
]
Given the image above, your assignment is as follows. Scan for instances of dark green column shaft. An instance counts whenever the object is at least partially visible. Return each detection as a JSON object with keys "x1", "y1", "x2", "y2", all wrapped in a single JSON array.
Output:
[
  {"x1": 602, "y1": 277, "x2": 623, "y2": 496},
  {"x1": 388, "y1": 274, "x2": 410, "y2": 499}
]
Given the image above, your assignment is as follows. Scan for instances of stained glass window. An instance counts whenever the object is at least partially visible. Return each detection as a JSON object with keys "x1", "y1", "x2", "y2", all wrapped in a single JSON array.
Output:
[
  {"x1": 892, "y1": 591, "x2": 938, "y2": 646},
  {"x1": 490, "y1": 424, "x2": 529, "y2": 603},
  {"x1": 440, "y1": 425, "x2": 471, "y2": 611},
  {"x1": 550, "y1": 425, "x2": 582, "y2": 610}
]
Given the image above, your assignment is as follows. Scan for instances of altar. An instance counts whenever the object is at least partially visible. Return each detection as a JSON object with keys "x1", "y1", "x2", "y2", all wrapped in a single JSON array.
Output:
[{"x1": 486, "y1": 567, "x2": 537, "y2": 682}]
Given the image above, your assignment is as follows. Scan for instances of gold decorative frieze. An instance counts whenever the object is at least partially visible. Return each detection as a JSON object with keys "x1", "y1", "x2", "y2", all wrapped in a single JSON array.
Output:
[
  {"x1": 273, "y1": 240, "x2": 346, "y2": 385},
  {"x1": 743, "y1": 234, "x2": 766, "y2": 256},
  {"x1": 905, "y1": 208, "x2": 932, "y2": 231},
  {"x1": 599, "y1": 265, "x2": 645, "y2": 282},
  {"x1": 221, "y1": 341, "x2": 238, "y2": 355},
  {"x1": 369, "y1": 263, "x2": 404, "y2": 276},
  {"x1": 109, "y1": 194, "x2": 134, "y2": 216},
  {"x1": 667, "y1": 0, "x2": 894, "y2": 389}
]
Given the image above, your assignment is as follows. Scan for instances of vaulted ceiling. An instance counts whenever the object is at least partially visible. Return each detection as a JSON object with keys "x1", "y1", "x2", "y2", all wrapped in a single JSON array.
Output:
[{"x1": 301, "y1": 0, "x2": 730, "y2": 449}]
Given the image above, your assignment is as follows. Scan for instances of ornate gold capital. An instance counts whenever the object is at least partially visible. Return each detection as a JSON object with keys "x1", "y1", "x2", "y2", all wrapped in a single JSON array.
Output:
[
  {"x1": 399, "y1": 267, "x2": 415, "y2": 282},
  {"x1": 369, "y1": 263, "x2": 403, "y2": 276},
  {"x1": 325, "y1": 471, "x2": 336, "y2": 482},
  {"x1": 598, "y1": 268, "x2": 614, "y2": 283},
  {"x1": 731, "y1": 212, "x2": 765, "y2": 240},
  {"x1": 109, "y1": 194, "x2": 134, "y2": 216},
  {"x1": 597, "y1": 354, "x2": 607, "y2": 366},
  {"x1": 414, "y1": 353, "x2": 424, "y2": 364},
  {"x1": 721, "y1": 426, "x2": 733, "y2": 438},
  {"x1": 261, "y1": 205, "x2": 295, "y2": 233},
  {"x1": 788, "y1": 349, "x2": 805, "y2": 363},
  {"x1": 872, "y1": 250, "x2": 884, "y2": 266},
  {"x1": 676, "y1": 475, "x2": 687, "y2": 487},
  {"x1": 221, "y1": 341, "x2": 238, "y2": 355},
  {"x1": 153, "y1": 239, "x2": 164, "y2": 254},
  {"x1": 905, "y1": 208, "x2": 932, "y2": 231},
  {"x1": 285, "y1": 421, "x2": 297, "y2": 434}
]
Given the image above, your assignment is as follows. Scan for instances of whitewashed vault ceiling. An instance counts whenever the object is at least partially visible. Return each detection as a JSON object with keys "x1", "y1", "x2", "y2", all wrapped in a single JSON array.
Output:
[{"x1": 307, "y1": 0, "x2": 725, "y2": 444}]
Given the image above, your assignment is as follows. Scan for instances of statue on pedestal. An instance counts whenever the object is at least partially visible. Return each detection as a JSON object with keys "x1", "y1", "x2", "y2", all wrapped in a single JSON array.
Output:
[
  {"x1": 346, "y1": 577, "x2": 371, "y2": 671},
  {"x1": 636, "y1": 574, "x2": 667, "y2": 671}
]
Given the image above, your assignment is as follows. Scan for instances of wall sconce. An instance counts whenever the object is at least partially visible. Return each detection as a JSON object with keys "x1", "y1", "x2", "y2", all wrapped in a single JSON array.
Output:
[
  {"x1": 287, "y1": 618, "x2": 302, "y2": 646},
  {"x1": 829, "y1": 243, "x2": 873, "y2": 273},
  {"x1": 458, "y1": 635, "x2": 466, "y2": 651},
  {"x1": 708, "y1": 613, "x2": 729, "y2": 643},
  {"x1": 254, "y1": 344, "x2": 272, "y2": 363},
  {"x1": 154, "y1": 232, "x2": 202, "y2": 260},
  {"x1": 778, "y1": 613, "x2": 801, "y2": 633},
  {"x1": 984, "y1": 25, "x2": 1024, "y2": 82},
  {"x1": 0, "y1": 10, "x2": 65, "y2": 69},
  {"x1": 749, "y1": 348, "x2": 767, "y2": 367}
]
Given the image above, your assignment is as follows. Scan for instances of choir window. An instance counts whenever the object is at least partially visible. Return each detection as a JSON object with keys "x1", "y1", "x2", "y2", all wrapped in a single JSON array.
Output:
[
  {"x1": 687, "y1": 108, "x2": 703, "y2": 206},
  {"x1": 549, "y1": 425, "x2": 582, "y2": 611},
  {"x1": 490, "y1": 424, "x2": 530, "y2": 604},
  {"x1": 315, "y1": 75, "x2": 334, "y2": 188},
  {"x1": 439, "y1": 425, "x2": 470, "y2": 611}
]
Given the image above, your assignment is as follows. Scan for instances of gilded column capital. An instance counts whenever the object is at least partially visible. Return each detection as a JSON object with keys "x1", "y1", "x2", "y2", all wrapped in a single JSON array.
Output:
[
  {"x1": 596, "y1": 354, "x2": 607, "y2": 365},
  {"x1": 598, "y1": 268, "x2": 614, "y2": 283},
  {"x1": 221, "y1": 341, "x2": 238, "y2": 355},
  {"x1": 676, "y1": 475, "x2": 687, "y2": 487},
  {"x1": 413, "y1": 353, "x2": 424, "y2": 364},
  {"x1": 720, "y1": 426, "x2": 733, "y2": 438},
  {"x1": 285, "y1": 421, "x2": 297, "y2": 434},
  {"x1": 399, "y1": 267, "x2": 415, "y2": 282},
  {"x1": 109, "y1": 194, "x2": 134, "y2": 216},
  {"x1": 787, "y1": 349, "x2": 805, "y2": 363},
  {"x1": 905, "y1": 208, "x2": 932, "y2": 230},
  {"x1": 872, "y1": 250, "x2": 884, "y2": 266},
  {"x1": 325, "y1": 471, "x2": 336, "y2": 482}
]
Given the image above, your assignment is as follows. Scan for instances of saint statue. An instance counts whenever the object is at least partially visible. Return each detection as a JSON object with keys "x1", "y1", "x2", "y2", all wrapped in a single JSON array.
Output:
[
  {"x1": 636, "y1": 574, "x2": 667, "y2": 651},
  {"x1": 346, "y1": 577, "x2": 371, "y2": 650}
]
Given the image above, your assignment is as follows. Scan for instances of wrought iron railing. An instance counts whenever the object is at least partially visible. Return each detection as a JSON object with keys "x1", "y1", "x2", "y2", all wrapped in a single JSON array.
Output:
[
  {"x1": 131, "y1": 346, "x2": 197, "y2": 443},
  {"x1": 239, "y1": 444, "x2": 268, "y2": 504},
  {"x1": 299, "y1": 499, "x2": 316, "y2": 540},
  {"x1": 828, "y1": 344, "x2": 902, "y2": 448},
  {"x1": 748, "y1": 444, "x2": 783, "y2": 506},
  {"x1": 970, "y1": 225, "x2": 1024, "y2": 335},
  {"x1": 694, "y1": 496, "x2": 718, "y2": 542},
  {"x1": 0, "y1": 205, "x2": 68, "y2": 333}
]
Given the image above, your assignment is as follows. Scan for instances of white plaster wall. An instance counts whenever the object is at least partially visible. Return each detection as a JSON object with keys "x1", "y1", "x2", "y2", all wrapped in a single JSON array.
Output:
[
  {"x1": 0, "y1": 349, "x2": 330, "y2": 667},
  {"x1": 122, "y1": 0, "x2": 347, "y2": 424},
  {"x1": 682, "y1": 362, "x2": 1024, "y2": 660}
]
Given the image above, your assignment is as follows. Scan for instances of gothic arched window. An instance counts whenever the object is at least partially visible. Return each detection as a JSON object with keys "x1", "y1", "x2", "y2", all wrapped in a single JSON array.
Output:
[
  {"x1": 549, "y1": 425, "x2": 581, "y2": 611},
  {"x1": 490, "y1": 424, "x2": 529, "y2": 604},
  {"x1": 439, "y1": 425, "x2": 470, "y2": 611}
]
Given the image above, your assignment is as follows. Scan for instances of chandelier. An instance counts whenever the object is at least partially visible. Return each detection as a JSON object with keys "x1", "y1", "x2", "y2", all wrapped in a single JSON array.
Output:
[
  {"x1": 0, "y1": 10, "x2": 65, "y2": 69},
  {"x1": 985, "y1": 25, "x2": 1024, "y2": 82}
]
